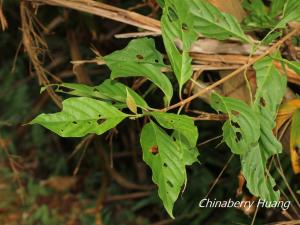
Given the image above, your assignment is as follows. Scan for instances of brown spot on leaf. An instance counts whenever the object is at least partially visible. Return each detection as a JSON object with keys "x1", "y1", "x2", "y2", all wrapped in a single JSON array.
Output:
[
  {"x1": 97, "y1": 119, "x2": 105, "y2": 125},
  {"x1": 136, "y1": 54, "x2": 144, "y2": 60},
  {"x1": 182, "y1": 23, "x2": 188, "y2": 31},
  {"x1": 232, "y1": 110, "x2": 240, "y2": 116},
  {"x1": 149, "y1": 145, "x2": 158, "y2": 155},
  {"x1": 260, "y1": 97, "x2": 266, "y2": 107}
]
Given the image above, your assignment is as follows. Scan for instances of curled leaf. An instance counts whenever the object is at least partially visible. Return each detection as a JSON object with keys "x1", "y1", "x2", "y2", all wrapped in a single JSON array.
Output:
[{"x1": 126, "y1": 88, "x2": 138, "y2": 114}]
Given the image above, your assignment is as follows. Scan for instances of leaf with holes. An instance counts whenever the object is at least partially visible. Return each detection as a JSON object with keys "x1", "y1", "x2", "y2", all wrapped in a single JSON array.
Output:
[
  {"x1": 173, "y1": 130, "x2": 199, "y2": 166},
  {"x1": 161, "y1": 0, "x2": 197, "y2": 94},
  {"x1": 254, "y1": 56, "x2": 287, "y2": 116},
  {"x1": 104, "y1": 38, "x2": 173, "y2": 104},
  {"x1": 210, "y1": 92, "x2": 260, "y2": 155},
  {"x1": 140, "y1": 121, "x2": 186, "y2": 218},
  {"x1": 190, "y1": 0, "x2": 251, "y2": 43},
  {"x1": 240, "y1": 141, "x2": 280, "y2": 201},
  {"x1": 151, "y1": 112, "x2": 198, "y2": 144},
  {"x1": 30, "y1": 97, "x2": 128, "y2": 137},
  {"x1": 151, "y1": 111, "x2": 199, "y2": 165},
  {"x1": 241, "y1": 55, "x2": 287, "y2": 202}
]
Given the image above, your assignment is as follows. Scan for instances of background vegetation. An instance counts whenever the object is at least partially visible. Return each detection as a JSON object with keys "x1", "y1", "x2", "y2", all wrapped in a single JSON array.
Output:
[{"x1": 0, "y1": 0, "x2": 300, "y2": 224}]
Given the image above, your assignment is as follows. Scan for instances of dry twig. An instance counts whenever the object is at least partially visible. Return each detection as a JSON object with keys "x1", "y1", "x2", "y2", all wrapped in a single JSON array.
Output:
[
  {"x1": 0, "y1": 0, "x2": 8, "y2": 31},
  {"x1": 27, "y1": 0, "x2": 161, "y2": 33}
]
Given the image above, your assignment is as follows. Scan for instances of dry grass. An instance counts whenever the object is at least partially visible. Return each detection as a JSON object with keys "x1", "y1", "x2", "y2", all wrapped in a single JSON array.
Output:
[
  {"x1": 20, "y1": 2, "x2": 62, "y2": 108},
  {"x1": 28, "y1": 0, "x2": 161, "y2": 33},
  {"x1": 0, "y1": 0, "x2": 8, "y2": 31}
]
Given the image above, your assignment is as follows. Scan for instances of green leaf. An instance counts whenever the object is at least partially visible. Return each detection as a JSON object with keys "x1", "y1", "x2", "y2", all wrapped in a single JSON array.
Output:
[
  {"x1": 104, "y1": 38, "x2": 173, "y2": 104},
  {"x1": 261, "y1": 30, "x2": 282, "y2": 45},
  {"x1": 156, "y1": 0, "x2": 164, "y2": 7},
  {"x1": 151, "y1": 111, "x2": 199, "y2": 165},
  {"x1": 151, "y1": 112, "x2": 198, "y2": 145},
  {"x1": 190, "y1": 0, "x2": 251, "y2": 43},
  {"x1": 242, "y1": 0, "x2": 300, "y2": 32},
  {"x1": 242, "y1": 56, "x2": 287, "y2": 202},
  {"x1": 242, "y1": 0, "x2": 276, "y2": 31},
  {"x1": 31, "y1": 97, "x2": 128, "y2": 137},
  {"x1": 140, "y1": 113, "x2": 199, "y2": 217},
  {"x1": 241, "y1": 110, "x2": 283, "y2": 202},
  {"x1": 55, "y1": 83, "x2": 105, "y2": 99},
  {"x1": 243, "y1": 0, "x2": 266, "y2": 14},
  {"x1": 210, "y1": 92, "x2": 260, "y2": 155},
  {"x1": 274, "y1": 0, "x2": 300, "y2": 29},
  {"x1": 240, "y1": 142, "x2": 280, "y2": 202},
  {"x1": 211, "y1": 56, "x2": 286, "y2": 201},
  {"x1": 96, "y1": 79, "x2": 149, "y2": 109},
  {"x1": 53, "y1": 80, "x2": 149, "y2": 109},
  {"x1": 173, "y1": 130, "x2": 199, "y2": 166},
  {"x1": 140, "y1": 121, "x2": 186, "y2": 218},
  {"x1": 270, "y1": 0, "x2": 285, "y2": 18},
  {"x1": 161, "y1": 0, "x2": 197, "y2": 94},
  {"x1": 254, "y1": 56, "x2": 287, "y2": 116},
  {"x1": 160, "y1": 0, "x2": 250, "y2": 94}
]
